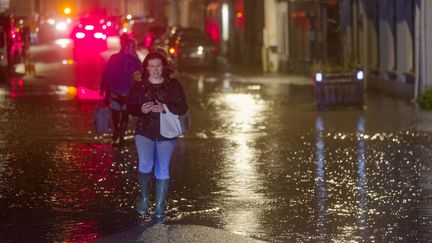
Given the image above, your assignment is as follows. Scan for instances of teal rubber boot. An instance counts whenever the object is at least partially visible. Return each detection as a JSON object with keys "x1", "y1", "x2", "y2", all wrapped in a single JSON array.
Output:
[
  {"x1": 136, "y1": 172, "x2": 151, "y2": 215},
  {"x1": 154, "y1": 179, "x2": 169, "y2": 219}
]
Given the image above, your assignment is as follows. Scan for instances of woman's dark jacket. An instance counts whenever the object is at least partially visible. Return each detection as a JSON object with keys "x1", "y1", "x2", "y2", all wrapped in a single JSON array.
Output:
[{"x1": 127, "y1": 77, "x2": 188, "y2": 140}]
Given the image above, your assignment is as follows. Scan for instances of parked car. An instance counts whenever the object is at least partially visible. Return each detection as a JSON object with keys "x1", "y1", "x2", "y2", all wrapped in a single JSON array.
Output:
[
  {"x1": 37, "y1": 16, "x2": 75, "y2": 43},
  {"x1": 0, "y1": 14, "x2": 24, "y2": 80},
  {"x1": 165, "y1": 27, "x2": 218, "y2": 70},
  {"x1": 0, "y1": 29, "x2": 9, "y2": 81},
  {"x1": 146, "y1": 25, "x2": 180, "y2": 52}
]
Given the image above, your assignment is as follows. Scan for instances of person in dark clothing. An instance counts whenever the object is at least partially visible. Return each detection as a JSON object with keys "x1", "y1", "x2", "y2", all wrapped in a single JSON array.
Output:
[
  {"x1": 100, "y1": 38, "x2": 142, "y2": 145},
  {"x1": 128, "y1": 51, "x2": 188, "y2": 219}
]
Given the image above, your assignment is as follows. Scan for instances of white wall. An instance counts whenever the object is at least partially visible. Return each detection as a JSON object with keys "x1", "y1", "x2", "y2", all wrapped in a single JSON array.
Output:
[
  {"x1": 264, "y1": 0, "x2": 277, "y2": 47},
  {"x1": 379, "y1": 17, "x2": 394, "y2": 77},
  {"x1": 418, "y1": 0, "x2": 432, "y2": 93},
  {"x1": 365, "y1": 7, "x2": 378, "y2": 71},
  {"x1": 357, "y1": 0, "x2": 367, "y2": 69},
  {"x1": 396, "y1": 3, "x2": 414, "y2": 80},
  {"x1": 263, "y1": 0, "x2": 279, "y2": 72},
  {"x1": 9, "y1": 0, "x2": 34, "y2": 16},
  {"x1": 0, "y1": 0, "x2": 9, "y2": 13},
  {"x1": 276, "y1": 2, "x2": 288, "y2": 62},
  {"x1": 179, "y1": 0, "x2": 189, "y2": 27}
]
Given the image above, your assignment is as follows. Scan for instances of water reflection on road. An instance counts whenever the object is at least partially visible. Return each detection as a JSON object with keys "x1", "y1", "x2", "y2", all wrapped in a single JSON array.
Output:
[{"x1": 1, "y1": 70, "x2": 432, "y2": 242}]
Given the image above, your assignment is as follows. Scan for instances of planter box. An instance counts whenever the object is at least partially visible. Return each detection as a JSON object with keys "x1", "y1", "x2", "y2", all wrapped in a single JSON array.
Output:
[{"x1": 313, "y1": 71, "x2": 364, "y2": 110}]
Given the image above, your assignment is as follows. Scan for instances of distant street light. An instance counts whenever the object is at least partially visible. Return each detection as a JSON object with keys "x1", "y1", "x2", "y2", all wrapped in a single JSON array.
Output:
[{"x1": 64, "y1": 7, "x2": 71, "y2": 15}]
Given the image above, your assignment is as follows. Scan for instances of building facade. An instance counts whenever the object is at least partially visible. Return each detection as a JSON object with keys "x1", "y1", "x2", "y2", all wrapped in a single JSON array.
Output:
[
  {"x1": 260, "y1": 0, "x2": 431, "y2": 99},
  {"x1": 339, "y1": 0, "x2": 431, "y2": 99},
  {"x1": 5, "y1": 0, "x2": 432, "y2": 98}
]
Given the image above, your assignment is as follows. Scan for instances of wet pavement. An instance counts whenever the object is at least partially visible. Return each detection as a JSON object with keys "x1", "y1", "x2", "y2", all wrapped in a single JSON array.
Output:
[
  {"x1": 97, "y1": 224, "x2": 266, "y2": 243},
  {"x1": 1, "y1": 38, "x2": 432, "y2": 242}
]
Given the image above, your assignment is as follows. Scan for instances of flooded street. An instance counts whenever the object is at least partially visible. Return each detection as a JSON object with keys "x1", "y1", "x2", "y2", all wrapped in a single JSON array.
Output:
[{"x1": 1, "y1": 39, "x2": 432, "y2": 242}]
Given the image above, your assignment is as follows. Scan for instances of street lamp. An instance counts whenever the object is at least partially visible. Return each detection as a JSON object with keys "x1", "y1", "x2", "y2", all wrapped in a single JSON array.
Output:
[{"x1": 64, "y1": 7, "x2": 71, "y2": 15}]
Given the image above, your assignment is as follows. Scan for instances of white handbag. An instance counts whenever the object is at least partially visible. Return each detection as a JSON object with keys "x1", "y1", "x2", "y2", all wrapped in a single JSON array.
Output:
[{"x1": 160, "y1": 104, "x2": 190, "y2": 138}]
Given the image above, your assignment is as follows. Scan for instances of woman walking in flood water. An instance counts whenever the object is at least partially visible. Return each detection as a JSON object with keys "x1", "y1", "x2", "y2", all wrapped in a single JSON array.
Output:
[{"x1": 127, "y1": 51, "x2": 188, "y2": 219}]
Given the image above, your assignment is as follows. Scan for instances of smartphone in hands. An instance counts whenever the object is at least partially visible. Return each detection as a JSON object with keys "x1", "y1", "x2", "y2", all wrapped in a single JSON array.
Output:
[
  {"x1": 144, "y1": 101, "x2": 155, "y2": 107},
  {"x1": 141, "y1": 101, "x2": 155, "y2": 114}
]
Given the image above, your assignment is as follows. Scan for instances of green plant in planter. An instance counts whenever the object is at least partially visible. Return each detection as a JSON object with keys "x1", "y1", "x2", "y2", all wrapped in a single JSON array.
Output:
[{"x1": 417, "y1": 89, "x2": 432, "y2": 109}]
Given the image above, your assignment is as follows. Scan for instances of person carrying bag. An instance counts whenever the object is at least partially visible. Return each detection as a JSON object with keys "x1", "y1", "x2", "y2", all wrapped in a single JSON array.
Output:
[
  {"x1": 128, "y1": 51, "x2": 188, "y2": 219},
  {"x1": 160, "y1": 103, "x2": 190, "y2": 138},
  {"x1": 99, "y1": 38, "x2": 142, "y2": 145}
]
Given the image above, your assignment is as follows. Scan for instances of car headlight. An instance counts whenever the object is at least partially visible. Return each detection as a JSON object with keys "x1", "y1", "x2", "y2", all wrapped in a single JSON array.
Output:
[
  {"x1": 55, "y1": 22, "x2": 67, "y2": 32},
  {"x1": 197, "y1": 46, "x2": 204, "y2": 55}
]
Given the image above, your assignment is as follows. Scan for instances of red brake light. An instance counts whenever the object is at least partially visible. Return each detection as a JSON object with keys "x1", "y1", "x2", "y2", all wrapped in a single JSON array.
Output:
[
  {"x1": 144, "y1": 35, "x2": 152, "y2": 48},
  {"x1": 168, "y1": 47, "x2": 176, "y2": 55},
  {"x1": 10, "y1": 30, "x2": 16, "y2": 40}
]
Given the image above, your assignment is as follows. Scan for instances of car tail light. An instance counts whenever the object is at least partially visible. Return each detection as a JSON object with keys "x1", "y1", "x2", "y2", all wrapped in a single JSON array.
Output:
[
  {"x1": 75, "y1": 32, "x2": 85, "y2": 39},
  {"x1": 9, "y1": 30, "x2": 16, "y2": 40},
  {"x1": 144, "y1": 35, "x2": 152, "y2": 48}
]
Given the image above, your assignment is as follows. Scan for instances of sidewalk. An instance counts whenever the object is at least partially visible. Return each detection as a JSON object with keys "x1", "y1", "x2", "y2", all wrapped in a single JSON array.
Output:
[
  {"x1": 181, "y1": 56, "x2": 312, "y2": 86},
  {"x1": 97, "y1": 223, "x2": 266, "y2": 243}
]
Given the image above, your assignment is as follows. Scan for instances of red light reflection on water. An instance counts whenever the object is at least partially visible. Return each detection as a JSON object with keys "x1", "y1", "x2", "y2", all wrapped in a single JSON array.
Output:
[
  {"x1": 42, "y1": 143, "x2": 121, "y2": 241},
  {"x1": 9, "y1": 78, "x2": 24, "y2": 99},
  {"x1": 50, "y1": 143, "x2": 118, "y2": 212},
  {"x1": 69, "y1": 221, "x2": 100, "y2": 242},
  {"x1": 54, "y1": 85, "x2": 105, "y2": 101},
  {"x1": 9, "y1": 79, "x2": 15, "y2": 97},
  {"x1": 73, "y1": 48, "x2": 105, "y2": 91},
  {"x1": 77, "y1": 86, "x2": 101, "y2": 100}
]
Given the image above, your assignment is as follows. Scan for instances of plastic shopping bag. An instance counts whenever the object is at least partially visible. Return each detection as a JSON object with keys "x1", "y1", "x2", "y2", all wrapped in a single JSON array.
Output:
[
  {"x1": 94, "y1": 102, "x2": 110, "y2": 134},
  {"x1": 160, "y1": 104, "x2": 190, "y2": 138}
]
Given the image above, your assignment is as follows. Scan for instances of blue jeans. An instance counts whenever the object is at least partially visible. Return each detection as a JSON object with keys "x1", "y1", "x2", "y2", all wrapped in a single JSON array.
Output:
[{"x1": 135, "y1": 135, "x2": 177, "y2": 179}]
